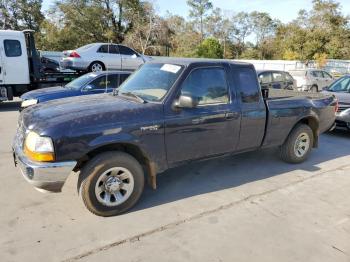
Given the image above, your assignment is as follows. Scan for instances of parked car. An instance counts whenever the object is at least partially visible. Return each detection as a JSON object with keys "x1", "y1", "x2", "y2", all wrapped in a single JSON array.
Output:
[
  {"x1": 257, "y1": 70, "x2": 296, "y2": 90},
  {"x1": 21, "y1": 71, "x2": 131, "y2": 109},
  {"x1": 13, "y1": 59, "x2": 337, "y2": 216},
  {"x1": 289, "y1": 69, "x2": 335, "y2": 92},
  {"x1": 323, "y1": 75, "x2": 350, "y2": 130},
  {"x1": 60, "y1": 43, "x2": 150, "y2": 72}
]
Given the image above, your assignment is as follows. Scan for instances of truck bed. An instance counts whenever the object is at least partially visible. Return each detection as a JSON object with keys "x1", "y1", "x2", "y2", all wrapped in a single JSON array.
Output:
[{"x1": 267, "y1": 89, "x2": 330, "y2": 101}]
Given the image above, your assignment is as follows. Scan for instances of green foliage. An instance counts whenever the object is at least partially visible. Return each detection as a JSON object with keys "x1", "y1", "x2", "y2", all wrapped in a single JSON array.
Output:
[
  {"x1": 0, "y1": 0, "x2": 44, "y2": 31},
  {"x1": 195, "y1": 37, "x2": 223, "y2": 58}
]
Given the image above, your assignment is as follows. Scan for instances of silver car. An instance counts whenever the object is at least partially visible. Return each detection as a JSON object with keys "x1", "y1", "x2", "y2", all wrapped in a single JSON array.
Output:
[
  {"x1": 60, "y1": 43, "x2": 150, "y2": 72},
  {"x1": 289, "y1": 69, "x2": 335, "y2": 92}
]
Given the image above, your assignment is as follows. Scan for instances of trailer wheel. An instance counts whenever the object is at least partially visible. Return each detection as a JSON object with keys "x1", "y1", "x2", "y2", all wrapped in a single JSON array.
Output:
[
  {"x1": 89, "y1": 61, "x2": 105, "y2": 72},
  {"x1": 78, "y1": 152, "x2": 144, "y2": 217},
  {"x1": 280, "y1": 124, "x2": 314, "y2": 164}
]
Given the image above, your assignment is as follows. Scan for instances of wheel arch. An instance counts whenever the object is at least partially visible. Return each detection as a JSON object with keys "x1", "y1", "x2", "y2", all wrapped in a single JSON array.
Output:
[
  {"x1": 89, "y1": 61, "x2": 106, "y2": 71},
  {"x1": 76, "y1": 142, "x2": 157, "y2": 189},
  {"x1": 290, "y1": 116, "x2": 319, "y2": 148}
]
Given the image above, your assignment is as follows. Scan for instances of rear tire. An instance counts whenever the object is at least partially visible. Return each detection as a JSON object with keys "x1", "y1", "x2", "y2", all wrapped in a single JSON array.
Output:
[
  {"x1": 89, "y1": 61, "x2": 105, "y2": 72},
  {"x1": 280, "y1": 124, "x2": 314, "y2": 164},
  {"x1": 78, "y1": 152, "x2": 144, "y2": 217}
]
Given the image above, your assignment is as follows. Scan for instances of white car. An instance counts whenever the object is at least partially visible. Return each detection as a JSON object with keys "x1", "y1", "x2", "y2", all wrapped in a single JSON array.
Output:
[
  {"x1": 60, "y1": 43, "x2": 150, "y2": 72},
  {"x1": 289, "y1": 69, "x2": 335, "y2": 92}
]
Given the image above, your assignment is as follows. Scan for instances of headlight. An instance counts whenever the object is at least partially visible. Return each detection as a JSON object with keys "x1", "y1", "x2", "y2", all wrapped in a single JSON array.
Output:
[
  {"x1": 21, "y1": 99, "x2": 38, "y2": 108},
  {"x1": 24, "y1": 131, "x2": 55, "y2": 162}
]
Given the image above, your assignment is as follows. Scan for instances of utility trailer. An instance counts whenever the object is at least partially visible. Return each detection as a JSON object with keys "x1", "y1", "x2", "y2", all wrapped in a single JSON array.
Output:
[{"x1": 0, "y1": 30, "x2": 81, "y2": 102}]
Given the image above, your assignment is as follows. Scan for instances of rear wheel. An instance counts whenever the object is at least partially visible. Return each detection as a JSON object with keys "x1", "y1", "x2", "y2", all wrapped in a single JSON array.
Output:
[
  {"x1": 78, "y1": 152, "x2": 144, "y2": 216},
  {"x1": 280, "y1": 124, "x2": 314, "y2": 164},
  {"x1": 89, "y1": 61, "x2": 105, "y2": 72}
]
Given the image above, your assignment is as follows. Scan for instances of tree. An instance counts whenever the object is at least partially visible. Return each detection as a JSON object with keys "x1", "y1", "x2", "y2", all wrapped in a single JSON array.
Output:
[
  {"x1": 187, "y1": 0, "x2": 213, "y2": 40},
  {"x1": 196, "y1": 37, "x2": 223, "y2": 58},
  {"x1": 0, "y1": 0, "x2": 44, "y2": 31}
]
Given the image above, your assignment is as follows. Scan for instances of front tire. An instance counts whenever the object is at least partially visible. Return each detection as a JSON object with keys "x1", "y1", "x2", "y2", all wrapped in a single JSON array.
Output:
[
  {"x1": 280, "y1": 124, "x2": 314, "y2": 164},
  {"x1": 78, "y1": 152, "x2": 144, "y2": 217}
]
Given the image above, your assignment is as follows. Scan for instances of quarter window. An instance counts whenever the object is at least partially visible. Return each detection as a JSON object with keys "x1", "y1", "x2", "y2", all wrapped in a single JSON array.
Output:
[
  {"x1": 4, "y1": 40, "x2": 22, "y2": 57},
  {"x1": 238, "y1": 68, "x2": 260, "y2": 103},
  {"x1": 181, "y1": 67, "x2": 229, "y2": 105}
]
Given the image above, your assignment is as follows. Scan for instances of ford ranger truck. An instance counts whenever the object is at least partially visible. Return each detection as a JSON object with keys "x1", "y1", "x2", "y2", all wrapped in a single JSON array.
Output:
[{"x1": 13, "y1": 59, "x2": 337, "y2": 216}]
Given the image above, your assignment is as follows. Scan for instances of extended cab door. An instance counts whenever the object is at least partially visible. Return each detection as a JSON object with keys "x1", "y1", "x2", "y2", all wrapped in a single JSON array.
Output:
[
  {"x1": 164, "y1": 65, "x2": 241, "y2": 165},
  {"x1": 234, "y1": 66, "x2": 266, "y2": 151}
]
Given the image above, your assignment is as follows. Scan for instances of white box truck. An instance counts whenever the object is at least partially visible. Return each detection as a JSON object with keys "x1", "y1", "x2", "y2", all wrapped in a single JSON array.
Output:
[{"x1": 0, "y1": 30, "x2": 80, "y2": 102}]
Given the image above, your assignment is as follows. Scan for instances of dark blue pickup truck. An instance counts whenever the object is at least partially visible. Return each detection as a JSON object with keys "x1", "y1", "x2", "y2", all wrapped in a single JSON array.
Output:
[{"x1": 13, "y1": 59, "x2": 337, "y2": 216}]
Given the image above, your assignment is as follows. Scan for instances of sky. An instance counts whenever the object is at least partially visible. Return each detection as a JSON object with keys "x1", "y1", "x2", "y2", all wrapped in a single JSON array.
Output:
[{"x1": 42, "y1": 0, "x2": 350, "y2": 23}]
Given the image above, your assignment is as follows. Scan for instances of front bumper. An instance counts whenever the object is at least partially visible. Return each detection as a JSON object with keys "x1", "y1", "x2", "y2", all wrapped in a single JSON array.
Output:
[{"x1": 13, "y1": 141, "x2": 76, "y2": 193}]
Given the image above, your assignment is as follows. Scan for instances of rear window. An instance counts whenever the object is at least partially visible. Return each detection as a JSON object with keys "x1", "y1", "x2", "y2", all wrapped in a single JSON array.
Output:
[
  {"x1": 238, "y1": 68, "x2": 260, "y2": 103},
  {"x1": 4, "y1": 39, "x2": 22, "y2": 57},
  {"x1": 77, "y1": 44, "x2": 94, "y2": 51},
  {"x1": 289, "y1": 70, "x2": 306, "y2": 77}
]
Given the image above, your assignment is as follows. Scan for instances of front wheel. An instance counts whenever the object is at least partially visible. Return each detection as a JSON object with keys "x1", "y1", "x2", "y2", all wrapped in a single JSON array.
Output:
[
  {"x1": 280, "y1": 124, "x2": 314, "y2": 164},
  {"x1": 78, "y1": 152, "x2": 144, "y2": 216}
]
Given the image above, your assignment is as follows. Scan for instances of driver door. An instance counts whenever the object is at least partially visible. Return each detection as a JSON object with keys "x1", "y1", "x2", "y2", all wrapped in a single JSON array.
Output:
[{"x1": 164, "y1": 66, "x2": 241, "y2": 165}]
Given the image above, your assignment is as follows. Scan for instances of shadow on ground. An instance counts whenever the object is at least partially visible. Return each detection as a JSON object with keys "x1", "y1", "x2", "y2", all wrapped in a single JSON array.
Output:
[
  {"x1": 0, "y1": 101, "x2": 21, "y2": 112},
  {"x1": 134, "y1": 130, "x2": 350, "y2": 212}
]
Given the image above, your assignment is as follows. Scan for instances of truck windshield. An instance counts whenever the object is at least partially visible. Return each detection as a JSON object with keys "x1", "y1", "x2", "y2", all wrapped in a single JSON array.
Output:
[
  {"x1": 65, "y1": 73, "x2": 98, "y2": 90},
  {"x1": 118, "y1": 63, "x2": 183, "y2": 102}
]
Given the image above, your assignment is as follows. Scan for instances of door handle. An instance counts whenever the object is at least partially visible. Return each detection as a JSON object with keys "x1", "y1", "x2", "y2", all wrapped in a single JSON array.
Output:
[{"x1": 225, "y1": 112, "x2": 238, "y2": 119}]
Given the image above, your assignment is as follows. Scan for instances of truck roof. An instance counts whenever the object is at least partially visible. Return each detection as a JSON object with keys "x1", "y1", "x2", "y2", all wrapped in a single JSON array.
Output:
[
  {"x1": 0, "y1": 30, "x2": 27, "y2": 37},
  {"x1": 148, "y1": 57, "x2": 253, "y2": 67}
]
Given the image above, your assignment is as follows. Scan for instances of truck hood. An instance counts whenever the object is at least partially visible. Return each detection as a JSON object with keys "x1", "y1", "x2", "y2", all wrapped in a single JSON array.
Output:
[
  {"x1": 21, "y1": 86, "x2": 76, "y2": 102},
  {"x1": 21, "y1": 94, "x2": 162, "y2": 135}
]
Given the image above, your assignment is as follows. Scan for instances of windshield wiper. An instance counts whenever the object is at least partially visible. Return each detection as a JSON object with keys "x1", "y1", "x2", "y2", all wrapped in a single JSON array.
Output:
[{"x1": 119, "y1": 91, "x2": 147, "y2": 103}]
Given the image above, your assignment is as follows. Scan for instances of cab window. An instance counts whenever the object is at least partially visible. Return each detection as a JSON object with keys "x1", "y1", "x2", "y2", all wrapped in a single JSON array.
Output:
[
  {"x1": 238, "y1": 68, "x2": 260, "y2": 103},
  {"x1": 4, "y1": 40, "x2": 22, "y2": 57},
  {"x1": 181, "y1": 67, "x2": 229, "y2": 105}
]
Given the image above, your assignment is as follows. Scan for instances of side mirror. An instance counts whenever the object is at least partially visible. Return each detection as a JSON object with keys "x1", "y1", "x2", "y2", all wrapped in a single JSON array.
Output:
[
  {"x1": 174, "y1": 95, "x2": 198, "y2": 109},
  {"x1": 84, "y1": 85, "x2": 93, "y2": 91},
  {"x1": 131, "y1": 54, "x2": 138, "y2": 59},
  {"x1": 322, "y1": 86, "x2": 329, "y2": 90}
]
